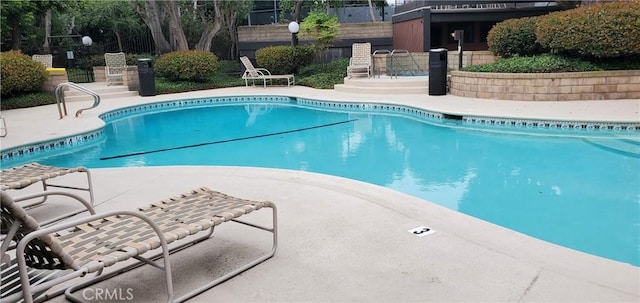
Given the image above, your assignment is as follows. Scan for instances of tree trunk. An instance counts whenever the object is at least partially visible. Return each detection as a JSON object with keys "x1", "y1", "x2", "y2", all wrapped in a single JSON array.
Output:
[
  {"x1": 293, "y1": 0, "x2": 305, "y2": 22},
  {"x1": 368, "y1": 0, "x2": 376, "y2": 22},
  {"x1": 225, "y1": 10, "x2": 239, "y2": 60},
  {"x1": 165, "y1": 1, "x2": 189, "y2": 51},
  {"x1": 10, "y1": 17, "x2": 21, "y2": 50},
  {"x1": 43, "y1": 9, "x2": 52, "y2": 53},
  {"x1": 194, "y1": 0, "x2": 222, "y2": 51},
  {"x1": 115, "y1": 30, "x2": 123, "y2": 52},
  {"x1": 133, "y1": 0, "x2": 171, "y2": 54}
]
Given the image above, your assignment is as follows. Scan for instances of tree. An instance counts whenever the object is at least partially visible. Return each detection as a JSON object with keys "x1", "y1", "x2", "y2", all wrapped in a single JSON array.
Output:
[
  {"x1": 300, "y1": 11, "x2": 339, "y2": 51},
  {"x1": 165, "y1": 0, "x2": 189, "y2": 51},
  {"x1": 75, "y1": 1, "x2": 146, "y2": 52},
  {"x1": 1, "y1": 0, "x2": 65, "y2": 51},
  {"x1": 132, "y1": 0, "x2": 172, "y2": 54},
  {"x1": 368, "y1": 0, "x2": 376, "y2": 22},
  {"x1": 192, "y1": 0, "x2": 222, "y2": 51},
  {"x1": 221, "y1": 0, "x2": 253, "y2": 59},
  {"x1": 133, "y1": 0, "x2": 238, "y2": 53}
]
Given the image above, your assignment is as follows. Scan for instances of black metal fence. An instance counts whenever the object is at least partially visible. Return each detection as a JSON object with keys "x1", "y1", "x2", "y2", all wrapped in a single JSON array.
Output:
[
  {"x1": 46, "y1": 32, "x2": 155, "y2": 83},
  {"x1": 100, "y1": 31, "x2": 155, "y2": 55}
]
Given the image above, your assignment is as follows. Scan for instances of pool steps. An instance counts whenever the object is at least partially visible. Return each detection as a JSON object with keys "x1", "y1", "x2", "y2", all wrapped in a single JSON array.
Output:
[
  {"x1": 64, "y1": 82, "x2": 138, "y2": 102},
  {"x1": 334, "y1": 76, "x2": 428, "y2": 94}
]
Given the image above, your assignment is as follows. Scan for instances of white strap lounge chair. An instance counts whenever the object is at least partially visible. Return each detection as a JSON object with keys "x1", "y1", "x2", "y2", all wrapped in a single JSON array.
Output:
[
  {"x1": 31, "y1": 54, "x2": 53, "y2": 68},
  {"x1": 0, "y1": 186, "x2": 277, "y2": 303},
  {"x1": 0, "y1": 190, "x2": 96, "y2": 298},
  {"x1": 240, "y1": 56, "x2": 294, "y2": 87},
  {"x1": 104, "y1": 52, "x2": 127, "y2": 85},
  {"x1": 347, "y1": 42, "x2": 372, "y2": 78},
  {"x1": 1, "y1": 163, "x2": 95, "y2": 223}
]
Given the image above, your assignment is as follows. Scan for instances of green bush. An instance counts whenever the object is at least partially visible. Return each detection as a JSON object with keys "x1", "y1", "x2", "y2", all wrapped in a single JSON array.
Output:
[
  {"x1": 487, "y1": 17, "x2": 545, "y2": 57},
  {"x1": 217, "y1": 60, "x2": 242, "y2": 75},
  {"x1": 255, "y1": 45, "x2": 315, "y2": 74},
  {"x1": 155, "y1": 74, "x2": 244, "y2": 94},
  {"x1": 155, "y1": 50, "x2": 219, "y2": 82},
  {"x1": 297, "y1": 58, "x2": 349, "y2": 89},
  {"x1": 462, "y1": 54, "x2": 601, "y2": 73},
  {"x1": 0, "y1": 92, "x2": 56, "y2": 110},
  {"x1": 536, "y1": 2, "x2": 640, "y2": 58},
  {"x1": 0, "y1": 50, "x2": 48, "y2": 97}
]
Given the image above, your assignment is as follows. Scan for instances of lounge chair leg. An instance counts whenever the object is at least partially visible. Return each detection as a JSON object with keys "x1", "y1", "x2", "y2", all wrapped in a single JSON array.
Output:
[{"x1": 173, "y1": 203, "x2": 278, "y2": 303}]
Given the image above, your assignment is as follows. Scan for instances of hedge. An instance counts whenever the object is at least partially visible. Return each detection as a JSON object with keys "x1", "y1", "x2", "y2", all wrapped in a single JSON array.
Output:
[
  {"x1": 487, "y1": 17, "x2": 545, "y2": 57},
  {"x1": 536, "y1": 2, "x2": 640, "y2": 58},
  {"x1": 0, "y1": 50, "x2": 48, "y2": 97},
  {"x1": 255, "y1": 45, "x2": 315, "y2": 74},
  {"x1": 155, "y1": 50, "x2": 219, "y2": 82}
]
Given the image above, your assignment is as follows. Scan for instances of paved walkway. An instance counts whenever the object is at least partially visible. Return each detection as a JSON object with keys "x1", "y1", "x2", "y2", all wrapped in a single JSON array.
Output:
[{"x1": 1, "y1": 84, "x2": 639, "y2": 302}]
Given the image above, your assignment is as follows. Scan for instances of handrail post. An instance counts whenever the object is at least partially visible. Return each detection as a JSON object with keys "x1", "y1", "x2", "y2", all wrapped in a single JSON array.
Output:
[{"x1": 54, "y1": 82, "x2": 101, "y2": 119}]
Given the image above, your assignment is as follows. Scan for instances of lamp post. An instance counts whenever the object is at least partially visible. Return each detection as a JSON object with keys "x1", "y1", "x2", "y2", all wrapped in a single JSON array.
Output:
[
  {"x1": 81, "y1": 36, "x2": 94, "y2": 82},
  {"x1": 288, "y1": 21, "x2": 299, "y2": 46},
  {"x1": 451, "y1": 30, "x2": 464, "y2": 71}
]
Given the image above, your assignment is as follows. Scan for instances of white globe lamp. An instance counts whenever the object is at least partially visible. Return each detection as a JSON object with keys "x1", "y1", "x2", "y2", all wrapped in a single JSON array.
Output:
[{"x1": 82, "y1": 36, "x2": 93, "y2": 46}]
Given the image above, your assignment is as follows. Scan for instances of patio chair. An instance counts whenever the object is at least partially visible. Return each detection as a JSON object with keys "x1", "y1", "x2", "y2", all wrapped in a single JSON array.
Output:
[
  {"x1": 31, "y1": 55, "x2": 53, "y2": 69},
  {"x1": 104, "y1": 52, "x2": 127, "y2": 86},
  {"x1": 0, "y1": 163, "x2": 95, "y2": 225},
  {"x1": 0, "y1": 186, "x2": 277, "y2": 303},
  {"x1": 0, "y1": 191, "x2": 95, "y2": 299},
  {"x1": 0, "y1": 163, "x2": 96, "y2": 262},
  {"x1": 347, "y1": 42, "x2": 372, "y2": 78},
  {"x1": 240, "y1": 56, "x2": 294, "y2": 87}
]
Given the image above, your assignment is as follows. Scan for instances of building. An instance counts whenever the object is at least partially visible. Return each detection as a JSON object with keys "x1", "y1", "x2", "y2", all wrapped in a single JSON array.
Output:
[{"x1": 392, "y1": 0, "x2": 565, "y2": 51}]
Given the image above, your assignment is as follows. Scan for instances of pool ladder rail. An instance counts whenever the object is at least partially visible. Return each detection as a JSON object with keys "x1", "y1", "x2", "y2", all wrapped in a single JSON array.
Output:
[
  {"x1": 372, "y1": 49, "x2": 424, "y2": 79},
  {"x1": 55, "y1": 82, "x2": 101, "y2": 119}
]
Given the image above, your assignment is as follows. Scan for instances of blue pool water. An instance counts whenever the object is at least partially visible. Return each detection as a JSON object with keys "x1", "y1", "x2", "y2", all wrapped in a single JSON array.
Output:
[{"x1": 5, "y1": 102, "x2": 640, "y2": 266}]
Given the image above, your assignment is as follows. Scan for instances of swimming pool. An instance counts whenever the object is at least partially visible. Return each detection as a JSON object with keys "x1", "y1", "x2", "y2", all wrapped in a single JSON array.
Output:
[{"x1": 2, "y1": 96, "x2": 639, "y2": 266}]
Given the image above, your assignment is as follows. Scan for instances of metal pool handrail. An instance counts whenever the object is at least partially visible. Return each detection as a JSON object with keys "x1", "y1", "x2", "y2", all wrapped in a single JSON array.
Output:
[{"x1": 54, "y1": 82, "x2": 101, "y2": 119}]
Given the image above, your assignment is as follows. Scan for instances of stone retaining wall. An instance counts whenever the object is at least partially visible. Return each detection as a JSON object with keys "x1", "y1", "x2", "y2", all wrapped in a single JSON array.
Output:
[
  {"x1": 42, "y1": 69, "x2": 68, "y2": 92},
  {"x1": 238, "y1": 22, "x2": 392, "y2": 42},
  {"x1": 449, "y1": 70, "x2": 640, "y2": 101}
]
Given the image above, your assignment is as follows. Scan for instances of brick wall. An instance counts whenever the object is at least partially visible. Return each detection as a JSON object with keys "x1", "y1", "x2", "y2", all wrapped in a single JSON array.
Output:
[{"x1": 450, "y1": 70, "x2": 640, "y2": 101}]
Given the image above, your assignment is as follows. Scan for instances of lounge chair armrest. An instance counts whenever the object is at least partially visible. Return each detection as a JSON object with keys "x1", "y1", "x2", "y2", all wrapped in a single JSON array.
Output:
[
  {"x1": 15, "y1": 209, "x2": 170, "y2": 266},
  {"x1": 256, "y1": 68, "x2": 272, "y2": 76},
  {"x1": 12, "y1": 190, "x2": 96, "y2": 215},
  {"x1": 18, "y1": 209, "x2": 162, "y2": 242}
]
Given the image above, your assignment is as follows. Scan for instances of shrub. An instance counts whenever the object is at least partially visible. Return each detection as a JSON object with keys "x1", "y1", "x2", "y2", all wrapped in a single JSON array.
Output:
[
  {"x1": 217, "y1": 60, "x2": 242, "y2": 75},
  {"x1": 155, "y1": 50, "x2": 219, "y2": 82},
  {"x1": 462, "y1": 54, "x2": 601, "y2": 73},
  {"x1": 536, "y1": 2, "x2": 640, "y2": 58},
  {"x1": 297, "y1": 58, "x2": 349, "y2": 89},
  {"x1": 487, "y1": 17, "x2": 545, "y2": 57},
  {"x1": 0, "y1": 50, "x2": 48, "y2": 97},
  {"x1": 255, "y1": 45, "x2": 315, "y2": 74},
  {"x1": 0, "y1": 92, "x2": 56, "y2": 110}
]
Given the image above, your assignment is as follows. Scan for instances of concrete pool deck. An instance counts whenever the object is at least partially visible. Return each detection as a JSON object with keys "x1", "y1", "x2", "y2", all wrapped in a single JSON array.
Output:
[{"x1": 1, "y1": 84, "x2": 639, "y2": 302}]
